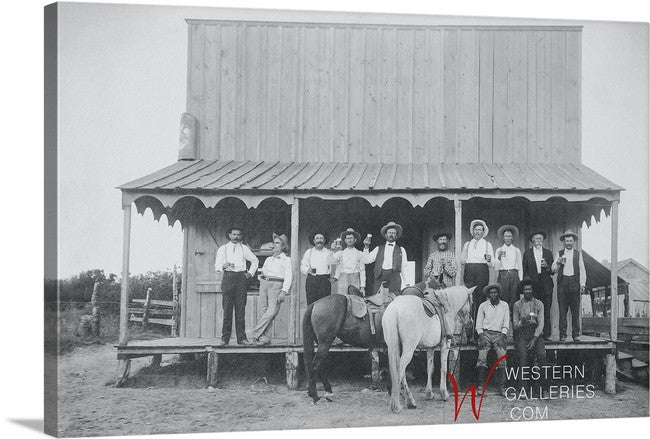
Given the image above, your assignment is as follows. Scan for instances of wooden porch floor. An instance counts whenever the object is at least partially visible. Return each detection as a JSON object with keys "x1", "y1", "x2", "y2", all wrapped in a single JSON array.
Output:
[{"x1": 116, "y1": 334, "x2": 615, "y2": 358}]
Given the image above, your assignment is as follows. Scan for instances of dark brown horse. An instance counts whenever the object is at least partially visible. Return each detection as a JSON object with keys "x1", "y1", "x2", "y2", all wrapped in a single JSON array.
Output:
[{"x1": 302, "y1": 285, "x2": 393, "y2": 403}]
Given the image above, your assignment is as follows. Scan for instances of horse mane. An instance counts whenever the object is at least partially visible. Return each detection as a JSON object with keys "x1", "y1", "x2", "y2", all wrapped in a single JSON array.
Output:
[{"x1": 424, "y1": 286, "x2": 469, "y2": 315}]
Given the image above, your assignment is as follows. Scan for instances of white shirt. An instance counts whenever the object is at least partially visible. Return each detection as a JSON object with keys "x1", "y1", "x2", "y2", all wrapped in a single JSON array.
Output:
[
  {"x1": 363, "y1": 244, "x2": 409, "y2": 272},
  {"x1": 260, "y1": 252, "x2": 293, "y2": 292},
  {"x1": 462, "y1": 238, "x2": 494, "y2": 265},
  {"x1": 494, "y1": 243, "x2": 523, "y2": 281},
  {"x1": 300, "y1": 247, "x2": 332, "y2": 275},
  {"x1": 533, "y1": 246, "x2": 544, "y2": 274},
  {"x1": 552, "y1": 248, "x2": 587, "y2": 287},
  {"x1": 214, "y1": 241, "x2": 259, "y2": 277},
  {"x1": 332, "y1": 247, "x2": 367, "y2": 286}
]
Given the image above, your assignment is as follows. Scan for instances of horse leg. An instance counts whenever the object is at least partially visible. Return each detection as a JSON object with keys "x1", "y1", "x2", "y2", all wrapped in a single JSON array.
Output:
[
  {"x1": 424, "y1": 349, "x2": 435, "y2": 400},
  {"x1": 383, "y1": 311, "x2": 403, "y2": 413},
  {"x1": 302, "y1": 305, "x2": 320, "y2": 404},
  {"x1": 399, "y1": 339, "x2": 419, "y2": 409},
  {"x1": 439, "y1": 340, "x2": 450, "y2": 401},
  {"x1": 317, "y1": 346, "x2": 334, "y2": 401}
]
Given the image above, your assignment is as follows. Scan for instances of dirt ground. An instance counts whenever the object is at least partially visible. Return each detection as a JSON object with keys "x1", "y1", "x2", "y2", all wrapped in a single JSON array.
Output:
[{"x1": 55, "y1": 344, "x2": 649, "y2": 437}]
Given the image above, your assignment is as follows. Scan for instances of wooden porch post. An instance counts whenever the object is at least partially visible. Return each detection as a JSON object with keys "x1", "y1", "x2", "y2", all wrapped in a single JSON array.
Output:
[
  {"x1": 116, "y1": 203, "x2": 132, "y2": 387},
  {"x1": 289, "y1": 197, "x2": 300, "y2": 345},
  {"x1": 610, "y1": 200, "x2": 619, "y2": 340},
  {"x1": 454, "y1": 196, "x2": 463, "y2": 286}
]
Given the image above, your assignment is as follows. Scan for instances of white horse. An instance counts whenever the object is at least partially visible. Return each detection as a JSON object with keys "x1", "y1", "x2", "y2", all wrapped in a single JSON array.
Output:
[{"x1": 382, "y1": 285, "x2": 475, "y2": 413}]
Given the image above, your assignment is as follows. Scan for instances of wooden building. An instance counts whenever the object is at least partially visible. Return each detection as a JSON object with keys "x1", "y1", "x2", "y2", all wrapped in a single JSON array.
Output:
[{"x1": 116, "y1": 15, "x2": 623, "y2": 392}]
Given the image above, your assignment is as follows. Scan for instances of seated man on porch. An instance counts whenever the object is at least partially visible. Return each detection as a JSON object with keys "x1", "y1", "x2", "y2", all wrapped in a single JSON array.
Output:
[
  {"x1": 249, "y1": 234, "x2": 292, "y2": 346},
  {"x1": 214, "y1": 227, "x2": 259, "y2": 346},
  {"x1": 513, "y1": 279, "x2": 548, "y2": 393},
  {"x1": 362, "y1": 222, "x2": 408, "y2": 295},
  {"x1": 475, "y1": 283, "x2": 509, "y2": 396}
]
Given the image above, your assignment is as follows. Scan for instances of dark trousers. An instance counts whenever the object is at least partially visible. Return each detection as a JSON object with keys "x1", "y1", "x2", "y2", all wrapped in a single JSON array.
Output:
[
  {"x1": 305, "y1": 274, "x2": 331, "y2": 305},
  {"x1": 374, "y1": 269, "x2": 401, "y2": 294},
  {"x1": 221, "y1": 271, "x2": 248, "y2": 343},
  {"x1": 497, "y1": 270, "x2": 520, "y2": 313},
  {"x1": 515, "y1": 325, "x2": 547, "y2": 389},
  {"x1": 464, "y1": 263, "x2": 490, "y2": 323},
  {"x1": 557, "y1": 277, "x2": 581, "y2": 338},
  {"x1": 532, "y1": 278, "x2": 553, "y2": 339}
]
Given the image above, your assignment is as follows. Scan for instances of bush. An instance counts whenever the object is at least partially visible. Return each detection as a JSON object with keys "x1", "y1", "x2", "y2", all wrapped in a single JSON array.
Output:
[{"x1": 45, "y1": 268, "x2": 181, "y2": 314}]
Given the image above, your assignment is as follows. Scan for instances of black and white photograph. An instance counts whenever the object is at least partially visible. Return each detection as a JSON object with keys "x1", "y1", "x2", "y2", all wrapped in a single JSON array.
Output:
[{"x1": 3, "y1": 1, "x2": 650, "y2": 438}]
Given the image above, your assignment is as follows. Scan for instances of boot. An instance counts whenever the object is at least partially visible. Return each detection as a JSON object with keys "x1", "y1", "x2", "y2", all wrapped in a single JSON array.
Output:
[
  {"x1": 475, "y1": 366, "x2": 488, "y2": 393},
  {"x1": 496, "y1": 368, "x2": 508, "y2": 397}
]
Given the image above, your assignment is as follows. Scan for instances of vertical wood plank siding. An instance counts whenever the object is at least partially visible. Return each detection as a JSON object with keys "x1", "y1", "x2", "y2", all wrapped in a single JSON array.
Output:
[{"x1": 187, "y1": 23, "x2": 581, "y2": 164}]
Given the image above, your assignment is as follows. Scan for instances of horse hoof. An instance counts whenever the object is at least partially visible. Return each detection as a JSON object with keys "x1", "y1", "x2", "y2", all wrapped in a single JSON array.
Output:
[
  {"x1": 425, "y1": 390, "x2": 435, "y2": 400},
  {"x1": 440, "y1": 392, "x2": 449, "y2": 401},
  {"x1": 391, "y1": 402, "x2": 403, "y2": 414},
  {"x1": 324, "y1": 392, "x2": 334, "y2": 402},
  {"x1": 407, "y1": 402, "x2": 417, "y2": 409}
]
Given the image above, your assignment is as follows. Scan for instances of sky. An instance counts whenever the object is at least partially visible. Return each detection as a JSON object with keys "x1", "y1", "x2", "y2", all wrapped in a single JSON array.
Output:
[{"x1": 56, "y1": 1, "x2": 649, "y2": 278}]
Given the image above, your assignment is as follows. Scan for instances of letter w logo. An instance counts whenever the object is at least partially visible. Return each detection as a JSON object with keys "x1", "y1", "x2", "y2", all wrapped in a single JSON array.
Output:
[{"x1": 447, "y1": 354, "x2": 508, "y2": 421}]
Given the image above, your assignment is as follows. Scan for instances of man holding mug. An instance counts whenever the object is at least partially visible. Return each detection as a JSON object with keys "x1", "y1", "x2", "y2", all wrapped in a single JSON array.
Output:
[
  {"x1": 522, "y1": 231, "x2": 555, "y2": 341},
  {"x1": 493, "y1": 225, "x2": 523, "y2": 313},
  {"x1": 300, "y1": 231, "x2": 334, "y2": 305},
  {"x1": 461, "y1": 219, "x2": 494, "y2": 323},
  {"x1": 513, "y1": 279, "x2": 548, "y2": 392},
  {"x1": 214, "y1": 227, "x2": 259, "y2": 346},
  {"x1": 552, "y1": 230, "x2": 586, "y2": 342}
]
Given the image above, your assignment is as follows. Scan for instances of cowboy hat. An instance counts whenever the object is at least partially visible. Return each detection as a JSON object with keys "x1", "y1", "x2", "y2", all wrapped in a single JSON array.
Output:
[
  {"x1": 381, "y1": 221, "x2": 403, "y2": 239},
  {"x1": 432, "y1": 232, "x2": 452, "y2": 242},
  {"x1": 483, "y1": 283, "x2": 502, "y2": 296},
  {"x1": 340, "y1": 228, "x2": 361, "y2": 242},
  {"x1": 497, "y1": 225, "x2": 519, "y2": 241},
  {"x1": 308, "y1": 231, "x2": 329, "y2": 245},
  {"x1": 469, "y1": 219, "x2": 489, "y2": 238},
  {"x1": 272, "y1": 233, "x2": 290, "y2": 253},
  {"x1": 559, "y1": 230, "x2": 579, "y2": 241},
  {"x1": 528, "y1": 231, "x2": 547, "y2": 242}
]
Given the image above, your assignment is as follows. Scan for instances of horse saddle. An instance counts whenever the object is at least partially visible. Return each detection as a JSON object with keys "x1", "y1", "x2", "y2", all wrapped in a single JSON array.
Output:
[
  {"x1": 348, "y1": 295, "x2": 368, "y2": 319},
  {"x1": 401, "y1": 283, "x2": 451, "y2": 340}
]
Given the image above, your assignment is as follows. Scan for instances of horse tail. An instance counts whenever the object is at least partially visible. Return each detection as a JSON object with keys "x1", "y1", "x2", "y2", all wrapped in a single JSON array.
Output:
[
  {"x1": 382, "y1": 303, "x2": 402, "y2": 410},
  {"x1": 302, "y1": 303, "x2": 316, "y2": 383}
]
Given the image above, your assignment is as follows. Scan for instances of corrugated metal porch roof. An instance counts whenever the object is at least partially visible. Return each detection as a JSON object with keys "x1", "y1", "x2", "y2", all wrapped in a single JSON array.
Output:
[{"x1": 119, "y1": 160, "x2": 623, "y2": 193}]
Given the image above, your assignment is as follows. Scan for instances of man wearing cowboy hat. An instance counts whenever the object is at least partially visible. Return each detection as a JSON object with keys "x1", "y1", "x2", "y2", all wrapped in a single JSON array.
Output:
[
  {"x1": 522, "y1": 231, "x2": 554, "y2": 341},
  {"x1": 461, "y1": 219, "x2": 494, "y2": 322},
  {"x1": 300, "y1": 231, "x2": 334, "y2": 305},
  {"x1": 424, "y1": 232, "x2": 457, "y2": 288},
  {"x1": 248, "y1": 233, "x2": 293, "y2": 345},
  {"x1": 362, "y1": 221, "x2": 409, "y2": 295},
  {"x1": 552, "y1": 230, "x2": 586, "y2": 342},
  {"x1": 331, "y1": 228, "x2": 366, "y2": 295},
  {"x1": 493, "y1": 225, "x2": 523, "y2": 313},
  {"x1": 214, "y1": 227, "x2": 259, "y2": 346},
  {"x1": 475, "y1": 283, "x2": 510, "y2": 396}
]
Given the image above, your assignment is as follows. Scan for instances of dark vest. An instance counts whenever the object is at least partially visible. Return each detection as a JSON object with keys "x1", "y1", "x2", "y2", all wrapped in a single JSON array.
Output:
[
  {"x1": 374, "y1": 244, "x2": 403, "y2": 278},
  {"x1": 557, "y1": 249, "x2": 581, "y2": 283}
]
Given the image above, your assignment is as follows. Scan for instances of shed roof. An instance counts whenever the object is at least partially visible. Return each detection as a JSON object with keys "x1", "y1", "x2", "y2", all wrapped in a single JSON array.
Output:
[{"x1": 119, "y1": 160, "x2": 622, "y2": 207}]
